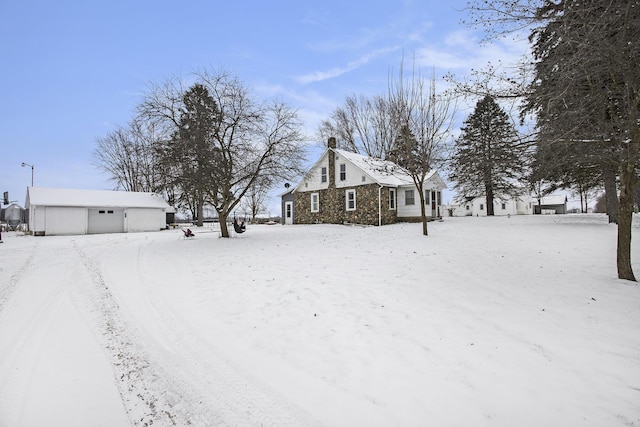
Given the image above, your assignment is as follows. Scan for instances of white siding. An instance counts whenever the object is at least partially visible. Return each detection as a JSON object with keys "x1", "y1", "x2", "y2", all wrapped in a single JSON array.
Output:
[
  {"x1": 397, "y1": 186, "x2": 423, "y2": 218},
  {"x1": 88, "y1": 208, "x2": 125, "y2": 234},
  {"x1": 29, "y1": 205, "x2": 46, "y2": 234},
  {"x1": 25, "y1": 188, "x2": 172, "y2": 236},
  {"x1": 396, "y1": 186, "x2": 444, "y2": 218},
  {"x1": 44, "y1": 207, "x2": 88, "y2": 235},
  {"x1": 126, "y1": 208, "x2": 165, "y2": 232},
  {"x1": 334, "y1": 153, "x2": 374, "y2": 188},
  {"x1": 300, "y1": 158, "x2": 330, "y2": 192},
  {"x1": 459, "y1": 196, "x2": 535, "y2": 217}
]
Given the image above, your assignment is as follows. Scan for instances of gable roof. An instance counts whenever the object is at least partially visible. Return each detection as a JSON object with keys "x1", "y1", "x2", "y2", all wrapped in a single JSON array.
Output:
[
  {"x1": 26, "y1": 187, "x2": 172, "y2": 210},
  {"x1": 540, "y1": 195, "x2": 567, "y2": 205},
  {"x1": 334, "y1": 149, "x2": 415, "y2": 186},
  {"x1": 295, "y1": 148, "x2": 444, "y2": 191},
  {"x1": 335, "y1": 149, "x2": 446, "y2": 188}
]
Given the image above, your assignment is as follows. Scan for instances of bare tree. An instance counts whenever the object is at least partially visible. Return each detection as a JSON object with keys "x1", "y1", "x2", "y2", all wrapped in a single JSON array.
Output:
[
  {"x1": 139, "y1": 68, "x2": 306, "y2": 237},
  {"x1": 318, "y1": 94, "x2": 397, "y2": 158},
  {"x1": 239, "y1": 178, "x2": 270, "y2": 221},
  {"x1": 93, "y1": 119, "x2": 162, "y2": 193},
  {"x1": 387, "y1": 63, "x2": 457, "y2": 235}
]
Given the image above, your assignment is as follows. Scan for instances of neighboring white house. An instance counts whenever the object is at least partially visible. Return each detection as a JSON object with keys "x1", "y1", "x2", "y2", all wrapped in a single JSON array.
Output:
[
  {"x1": 447, "y1": 194, "x2": 567, "y2": 217},
  {"x1": 25, "y1": 187, "x2": 173, "y2": 236},
  {"x1": 532, "y1": 195, "x2": 569, "y2": 214}
]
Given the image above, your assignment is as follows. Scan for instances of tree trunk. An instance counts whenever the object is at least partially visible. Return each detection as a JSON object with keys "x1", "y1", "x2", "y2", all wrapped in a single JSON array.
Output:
[
  {"x1": 602, "y1": 161, "x2": 619, "y2": 224},
  {"x1": 219, "y1": 211, "x2": 230, "y2": 238},
  {"x1": 418, "y1": 184, "x2": 428, "y2": 236},
  {"x1": 196, "y1": 202, "x2": 204, "y2": 227},
  {"x1": 584, "y1": 189, "x2": 589, "y2": 213},
  {"x1": 616, "y1": 142, "x2": 638, "y2": 281},
  {"x1": 485, "y1": 183, "x2": 495, "y2": 216}
]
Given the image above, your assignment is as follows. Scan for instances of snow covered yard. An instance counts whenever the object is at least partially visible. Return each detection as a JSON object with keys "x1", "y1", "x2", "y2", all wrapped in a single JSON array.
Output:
[{"x1": 0, "y1": 214, "x2": 639, "y2": 426}]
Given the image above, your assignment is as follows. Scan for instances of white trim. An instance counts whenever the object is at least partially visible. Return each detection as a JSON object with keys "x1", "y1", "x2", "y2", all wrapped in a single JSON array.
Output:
[
  {"x1": 345, "y1": 189, "x2": 356, "y2": 211},
  {"x1": 311, "y1": 193, "x2": 319, "y2": 212},
  {"x1": 284, "y1": 201, "x2": 293, "y2": 224},
  {"x1": 339, "y1": 163, "x2": 347, "y2": 181}
]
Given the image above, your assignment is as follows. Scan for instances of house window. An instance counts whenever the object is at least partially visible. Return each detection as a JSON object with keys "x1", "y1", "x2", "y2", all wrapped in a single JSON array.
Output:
[
  {"x1": 389, "y1": 188, "x2": 396, "y2": 210},
  {"x1": 405, "y1": 190, "x2": 415, "y2": 205},
  {"x1": 321, "y1": 167, "x2": 327, "y2": 183},
  {"x1": 311, "y1": 193, "x2": 319, "y2": 213},
  {"x1": 339, "y1": 164, "x2": 346, "y2": 181},
  {"x1": 425, "y1": 190, "x2": 431, "y2": 205},
  {"x1": 361, "y1": 175, "x2": 366, "y2": 182},
  {"x1": 480, "y1": 203, "x2": 484, "y2": 210},
  {"x1": 346, "y1": 189, "x2": 356, "y2": 211},
  {"x1": 466, "y1": 205, "x2": 470, "y2": 210},
  {"x1": 501, "y1": 203, "x2": 506, "y2": 210}
]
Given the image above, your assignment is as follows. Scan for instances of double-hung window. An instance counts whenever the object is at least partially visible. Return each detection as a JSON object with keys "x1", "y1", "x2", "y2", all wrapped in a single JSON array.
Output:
[
  {"x1": 311, "y1": 193, "x2": 319, "y2": 213},
  {"x1": 389, "y1": 188, "x2": 396, "y2": 210},
  {"x1": 321, "y1": 167, "x2": 327, "y2": 183},
  {"x1": 339, "y1": 164, "x2": 346, "y2": 181},
  {"x1": 405, "y1": 189, "x2": 415, "y2": 205},
  {"x1": 346, "y1": 189, "x2": 356, "y2": 211}
]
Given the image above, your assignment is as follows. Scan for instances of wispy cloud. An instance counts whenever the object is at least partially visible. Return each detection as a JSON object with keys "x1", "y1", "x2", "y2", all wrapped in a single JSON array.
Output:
[
  {"x1": 296, "y1": 46, "x2": 399, "y2": 84},
  {"x1": 415, "y1": 30, "x2": 530, "y2": 72}
]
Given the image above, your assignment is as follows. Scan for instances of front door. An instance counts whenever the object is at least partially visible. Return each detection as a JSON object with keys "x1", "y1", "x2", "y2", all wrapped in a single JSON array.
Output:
[{"x1": 284, "y1": 201, "x2": 293, "y2": 224}]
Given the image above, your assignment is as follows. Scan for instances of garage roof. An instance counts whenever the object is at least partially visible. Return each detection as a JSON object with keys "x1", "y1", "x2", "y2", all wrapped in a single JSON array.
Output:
[{"x1": 26, "y1": 187, "x2": 172, "y2": 210}]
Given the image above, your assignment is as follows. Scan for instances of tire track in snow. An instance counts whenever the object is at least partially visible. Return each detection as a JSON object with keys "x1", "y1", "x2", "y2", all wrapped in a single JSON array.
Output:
[
  {"x1": 0, "y1": 240, "x2": 40, "y2": 316},
  {"x1": 72, "y1": 241, "x2": 215, "y2": 427},
  {"x1": 0, "y1": 242, "x2": 72, "y2": 426},
  {"x1": 132, "y1": 241, "x2": 321, "y2": 427}
]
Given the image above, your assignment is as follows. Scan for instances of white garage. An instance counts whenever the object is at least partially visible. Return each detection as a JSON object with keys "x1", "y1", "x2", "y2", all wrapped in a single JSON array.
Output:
[{"x1": 25, "y1": 187, "x2": 173, "y2": 236}]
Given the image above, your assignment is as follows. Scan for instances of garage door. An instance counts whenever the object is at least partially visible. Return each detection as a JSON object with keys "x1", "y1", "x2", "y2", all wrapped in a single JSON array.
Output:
[
  {"x1": 45, "y1": 207, "x2": 87, "y2": 235},
  {"x1": 88, "y1": 208, "x2": 124, "y2": 234}
]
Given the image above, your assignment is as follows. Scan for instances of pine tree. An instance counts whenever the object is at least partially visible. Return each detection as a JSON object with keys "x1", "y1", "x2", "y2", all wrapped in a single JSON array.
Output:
[
  {"x1": 449, "y1": 95, "x2": 525, "y2": 216},
  {"x1": 527, "y1": 0, "x2": 640, "y2": 280}
]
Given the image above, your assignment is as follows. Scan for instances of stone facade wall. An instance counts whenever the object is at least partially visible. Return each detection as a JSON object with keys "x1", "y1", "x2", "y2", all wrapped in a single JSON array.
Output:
[
  {"x1": 292, "y1": 137, "x2": 399, "y2": 226},
  {"x1": 294, "y1": 184, "x2": 398, "y2": 226}
]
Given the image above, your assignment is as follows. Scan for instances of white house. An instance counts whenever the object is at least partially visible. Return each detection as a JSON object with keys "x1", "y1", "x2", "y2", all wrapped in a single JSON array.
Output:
[
  {"x1": 25, "y1": 187, "x2": 173, "y2": 236},
  {"x1": 448, "y1": 194, "x2": 567, "y2": 217},
  {"x1": 450, "y1": 195, "x2": 533, "y2": 217},
  {"x1": 284, "y1": 137, "x2": 447, "y2": 226}
]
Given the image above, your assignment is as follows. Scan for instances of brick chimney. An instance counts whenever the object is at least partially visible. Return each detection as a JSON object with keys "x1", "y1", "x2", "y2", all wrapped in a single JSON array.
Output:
[{"x1": 327, "y1": 137, "x2": 336, "y2": 188}]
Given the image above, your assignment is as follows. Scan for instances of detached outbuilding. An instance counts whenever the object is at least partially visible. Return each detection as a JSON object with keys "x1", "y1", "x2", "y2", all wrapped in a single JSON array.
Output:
[{"x1": 25, "y1": 187, "x2": 173, "y2": 236}]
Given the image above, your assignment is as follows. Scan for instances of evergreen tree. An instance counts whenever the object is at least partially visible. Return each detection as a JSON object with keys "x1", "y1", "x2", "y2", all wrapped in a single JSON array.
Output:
[
  {"x1": 526, "y1": 0, "x2": 640, "y2": 280},
  {"x1": 155, "y1": 83, "x2": 221, "y2": 226},
  {"x1": 449, "y1": 95, "x2": 525, "y2": 215},
  {"x1": 141, "y1": 69, "x2": 306, "y2": 238}
]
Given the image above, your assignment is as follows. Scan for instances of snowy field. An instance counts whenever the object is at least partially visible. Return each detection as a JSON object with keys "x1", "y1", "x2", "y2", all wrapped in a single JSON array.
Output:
[{"x1": 0, "y1": 214, "x2": 639, "y2": 427}]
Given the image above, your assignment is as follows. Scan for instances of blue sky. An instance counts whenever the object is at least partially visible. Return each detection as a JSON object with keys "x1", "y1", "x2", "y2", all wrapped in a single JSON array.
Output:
[{"x1": 0, "y1": 0, "x2": 529, "y2": 212}]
